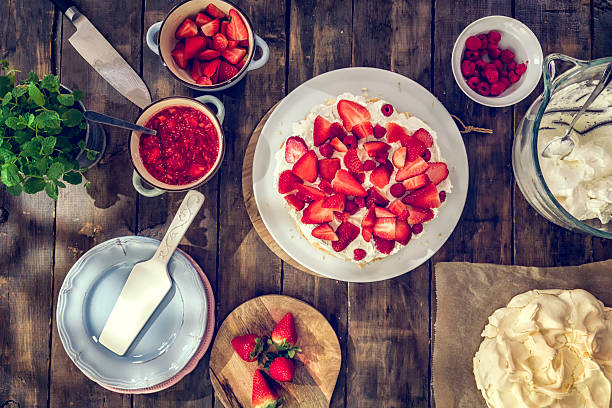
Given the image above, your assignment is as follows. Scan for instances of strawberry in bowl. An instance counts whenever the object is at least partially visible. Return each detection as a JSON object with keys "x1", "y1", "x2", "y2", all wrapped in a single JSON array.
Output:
[
  {"x1": 274, "y1": 93, "x2": 452, "y2": 264},
  {"x1": 146, "y1": 0, "x2": 269, "y2": 91}
]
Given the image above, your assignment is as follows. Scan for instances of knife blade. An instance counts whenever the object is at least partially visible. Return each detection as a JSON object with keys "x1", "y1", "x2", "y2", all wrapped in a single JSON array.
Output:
[{"x1": 50, "y1": 0, "x2": 151, "y2": 109}]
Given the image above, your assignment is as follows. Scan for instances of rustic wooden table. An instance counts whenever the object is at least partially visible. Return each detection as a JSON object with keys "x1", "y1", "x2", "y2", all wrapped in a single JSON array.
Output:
[{"x1": 1, "y1": 0, "x2": 611, "y2": 407}]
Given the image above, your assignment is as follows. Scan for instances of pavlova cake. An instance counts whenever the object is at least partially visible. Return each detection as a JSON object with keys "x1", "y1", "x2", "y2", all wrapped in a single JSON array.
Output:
[{"x1": 274, "y1": 93, "x2": 451, "y2": 263}]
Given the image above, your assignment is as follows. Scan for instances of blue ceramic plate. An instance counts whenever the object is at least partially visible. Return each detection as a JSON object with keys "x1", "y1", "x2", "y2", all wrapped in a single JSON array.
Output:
[{"x1": 56, "y1": 236, "x2": 207, "y2": 390}]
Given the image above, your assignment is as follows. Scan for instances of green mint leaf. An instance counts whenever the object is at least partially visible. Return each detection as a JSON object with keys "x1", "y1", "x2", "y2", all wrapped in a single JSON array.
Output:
[
  {"x1": 53, "y1": 179, "x2": 66, "y2": 188},
  {"x1": 22, "y1": 177, "x2": 46, "y2": 194},
  {"x1": 44, "y1": 181, "x2": 58, "y2": 200},
  {"x1": 13, "y1": 129, "x2": 32, "y2": 144},
  {"x1": 34, "y1": 156, "x2": 49, "y2": 174},
  {"x1": 12, "y1": 85, "x2": 28, "y2": 98},
  {"x1": 79, "y1": 122, "x2": 87, "y2": 130},
  {"x1": 77, "y1": 139, "x2": 86, "y2": 150},
  {"x1": 40, "y1": 75, "x2": 60, "y2": 92},
  {"x1": 2, "y1": 91, "x2": 12, "y2": 106},
  {"x1": 41, "y1": 136, "x2": 56, "y2": 154},
  {"x1": 1, "y1": 162, "x2": 20, "y2": 187},
  {"x1": 35, "y1": 110, "x2": 60, "y2": 129},
  {"x1": 57, "y1": 93, "x2": 74, "y2": 106},
  {"x1": 25, "y1": 112, "x2": 35, "y2": 126},
  {"x1": 26, "y1": 71, "x2": 39, "y2": 83},
  {"x1": 61, "y1": 108, "x2": 83, "y2": 127},
  {"x1": 28, "y1": 82, "x2": 45, "y2": 106},
  {"x1": 0, "y1": 76, "x2": 12, "y2": 96},
  {"x1": 6, "y1": 184, "x2": 22, "y2": 196},
  {"x1": 0, "y1": 147, "x2": 16, "y2": 162},
  {"x1": 0, "y1": 60, "x2": 9, "y2": 70},
  {"x1": 22, "y1": 140, "x2": 40, "y2": 156},
  {"x1": 5, "y1": 116, "x2": 26, "y2": 130},
  {"x1": 86, "y1": 150, "x2": 98, "y2": 161},
  {"x1": 72, "y1": 90, "x2": 84, "y2": 101},
  {"x1": 47, "y1": 162, "x2": 64, "y2": 180}
]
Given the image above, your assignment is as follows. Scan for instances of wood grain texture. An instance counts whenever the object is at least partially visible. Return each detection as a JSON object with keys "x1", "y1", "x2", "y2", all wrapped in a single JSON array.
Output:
[
  {"x1": 593, "y1": 0, "x2": 612, "y2": 59},
  {"x1": 0, "y1": 1, "x2": 56, "y2": 407},
  {"x1": 49, "y1": 0, "x2": 141, "y2": 406},
  {"x1": 210, "y1": 295, "x2": 341, "y2": 408}
]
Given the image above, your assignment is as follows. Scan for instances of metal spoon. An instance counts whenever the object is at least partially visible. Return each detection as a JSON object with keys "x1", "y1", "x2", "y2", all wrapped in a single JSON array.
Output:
[
  {"x1": 84, "y1": 110, "x2": 157, "y2": 135},
  {"x1": 541, "y1": 63, "x2": 612, "y2": 160}
]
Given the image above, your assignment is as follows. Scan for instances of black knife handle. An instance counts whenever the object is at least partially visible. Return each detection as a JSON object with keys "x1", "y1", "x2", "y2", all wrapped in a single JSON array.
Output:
[{"x1": 48, "y1": 0, "x2": 74, "y2": 14}]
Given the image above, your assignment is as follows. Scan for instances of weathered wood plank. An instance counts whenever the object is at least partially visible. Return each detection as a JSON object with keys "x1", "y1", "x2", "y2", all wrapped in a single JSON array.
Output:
[
  {"x1": 0, "y1": 1, "x2": 56, "y2": 407},
  {"x1": 49, "y1": 0, "x2": 142, "y2": 406},
  {"x1": 593, "y1": 1, "x2": 612, "y2": 59},
  {"x1": 346, "y1": 1, "x2": 432, "y2": 407},
  {"x1": 282, "y1": 1, "x2": 352, "y2": 407},
  {"x1": 214, "y1": 0, "x2": 286, "y2": 406},
  {"x1": 512, "y1": 0, "x2": 612, "y2": 267}
]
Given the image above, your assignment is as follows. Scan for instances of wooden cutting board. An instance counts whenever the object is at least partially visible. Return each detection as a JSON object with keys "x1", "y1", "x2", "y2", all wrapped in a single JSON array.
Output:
[{"x1": 209, "y1": 295, "x2": 341, "y2": 408}]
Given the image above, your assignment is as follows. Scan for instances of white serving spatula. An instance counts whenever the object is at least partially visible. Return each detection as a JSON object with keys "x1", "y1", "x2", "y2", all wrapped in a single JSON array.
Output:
[{"x1": 99, "y1": 190, "x2": 205, "y2": 355}]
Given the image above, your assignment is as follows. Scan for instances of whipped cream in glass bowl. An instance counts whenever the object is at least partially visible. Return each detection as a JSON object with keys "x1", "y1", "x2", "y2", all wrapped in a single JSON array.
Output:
[{"x1": 513, "y1": 53, "x2": 612, "y2": 238}]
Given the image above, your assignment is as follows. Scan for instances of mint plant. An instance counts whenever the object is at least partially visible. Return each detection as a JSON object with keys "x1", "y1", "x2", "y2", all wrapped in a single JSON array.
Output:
[{"x1": 0, "y1": 60, "x2": 96, "y2": 199}]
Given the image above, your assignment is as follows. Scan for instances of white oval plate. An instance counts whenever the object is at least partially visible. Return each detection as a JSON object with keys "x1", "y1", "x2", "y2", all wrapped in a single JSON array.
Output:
[{"x1": 252, "y1": 67, "x2": 469, "y2": 282}]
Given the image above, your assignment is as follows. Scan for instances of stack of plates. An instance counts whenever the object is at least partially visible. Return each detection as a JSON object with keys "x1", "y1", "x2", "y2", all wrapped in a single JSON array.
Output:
[{"x1": 56, "y1": 236, "x2": 215, "y2": 393}]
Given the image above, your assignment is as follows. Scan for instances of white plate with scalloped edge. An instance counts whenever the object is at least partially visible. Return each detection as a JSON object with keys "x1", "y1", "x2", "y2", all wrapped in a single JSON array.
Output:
[{"x1": 252, "y1": 67, "x2": 468, "y2": 282}]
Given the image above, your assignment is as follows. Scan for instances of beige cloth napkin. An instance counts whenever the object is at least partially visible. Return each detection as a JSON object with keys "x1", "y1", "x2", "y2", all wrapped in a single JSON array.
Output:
[{"x1": 432, "y1": 260, "x2": 612, "y2": 408}]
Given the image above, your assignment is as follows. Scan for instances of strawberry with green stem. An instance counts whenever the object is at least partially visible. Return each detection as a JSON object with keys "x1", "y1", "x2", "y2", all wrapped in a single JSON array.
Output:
[
  {"x1": 269, "y1": 313, "x2": 302, "y2": 358},
  {"x1": 231, "y1": 334, "x2": 264, "y2": 363},
  {"x1": 252, "y1": 369, "x2": 282, "y2": 408}
]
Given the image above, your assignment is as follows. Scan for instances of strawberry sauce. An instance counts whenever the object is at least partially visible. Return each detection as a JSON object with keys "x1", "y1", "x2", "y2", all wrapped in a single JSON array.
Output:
[{"x1": 139, "y1": 106, "x2": 219, "y2": 185}]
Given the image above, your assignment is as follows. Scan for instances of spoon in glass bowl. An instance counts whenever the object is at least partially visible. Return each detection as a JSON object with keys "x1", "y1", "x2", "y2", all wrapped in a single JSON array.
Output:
[
  {"x1": 541, "y1": 63, "x2": 612, "y2": 160},
  {"x1": 84, "y1": 110, "x2": 157, "y2": 135}
]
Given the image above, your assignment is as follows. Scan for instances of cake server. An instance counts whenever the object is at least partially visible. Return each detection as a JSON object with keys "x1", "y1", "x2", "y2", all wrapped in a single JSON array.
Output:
[
  {"x1": 48, "y1": 0, "x2": 151, "y2": 109},
  {"x1": 99, "y1": 190, "x2": 205, "y2": 355}
]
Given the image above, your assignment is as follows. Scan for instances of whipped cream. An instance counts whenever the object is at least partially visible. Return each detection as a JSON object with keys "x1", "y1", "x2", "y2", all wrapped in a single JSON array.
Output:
[
  {"x1": 273, "y1": 92, "x2": 452, "y2": 263},
  {"x1": 538, "y1": 81, "x2": 612, "y2": 224},
  {"x1": 474, "y1": 289, "x2": 612, "y2": 408}
]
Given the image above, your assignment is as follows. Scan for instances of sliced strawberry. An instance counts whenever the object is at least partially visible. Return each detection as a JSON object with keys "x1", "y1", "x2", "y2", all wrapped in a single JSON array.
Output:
[
  {"x1": 332, "y1": 169, "x2": 367, "y2": 197},
  {"x1": 363, "y1": 141, "x2": 391, "y2": 157},
  {"x1": 226, "y1": 40, "x2": 238, "y2": 49},
  {"x1": 413, "y1": 128, "x2": 433, "y2": 148},
  {"x1": 218, "y1": 61, "x2": 239, "y2": 82},
  {"x1": 312, "y1": 224, "x2": 338, "y2": 241},
  {"x1": 296, "y1": 192, "x2": 313, "y2": 204},
  {"x1": 284, "y1": 136, "x2": 307, "y2": 163},
  {"x1": 362, "y1": 226, "x2": 373, "y2": 242},
  {"x1": 361, "y1": 206, "x2": 376, "y2": 228},
  {"x1": 322, "y1": 194, "x2": 345, "y2": 211},
  {"x1": 176, "y1": 18, "x2": 199, "y2": 39},
  {"x1": 313, "y1": 115, "x2": 332, "y2": 146},
  {"x1": 330, "y1": 137, "x2": 348, "y2": 153},
  {"x1": 373, "y1": 235, "x2": 395, "y2": 254},
  {"x1": 278, "y1": 170, "x2": 302, "y2": 194},
  {"x1": 174, "y1": 42, "x2": 185, "y2": 50},
  {"x1": 318, "y1": 179, "x2": 334, "y2": 194},
  {"x1": 318, "y1": 158, "x2": 340, "y2": 182},
  {"x1": 184, "y1": 36, "x2": 208, "y2": 60},
  {"x1": 203, "y1": 58, "x2": 221, "y2": 78},
  {"x1": 375, "y1": 207, "x2": 396, "y2": 218},
  {"x1": 406, "y1": 204, "x2": 434, "y2": 225},
  {"x1": 395, "y1": 220, "x2": 412, "y2": 245},
  {"x1": 343, "y1": 149, "x2": 363, "y2": 173},
  {"x1": 370, "y1": 165, "x2": 391, "y2": 189},
  {"x1": 198, "y1": 49, "x2": 220, "y2": 60},
  {"x1": 239, "y1": 39, "x2": 250, "y2": 47},
  {"x1": 196, "y1": 76, "x2": 212, "y2": 85},
  {"x1": 191, "y1": 59, "x2": 204, "y2": 81},
  {"x1": 392, "y1": 147, "x2": 407, "y2": 168},
  {"x1": 236, "y1": 55, "x2": 248, "y2": 70},
  {"x1": 171, "y1": 49, "x2": 188, "y2": 69},
  {"x1": 386, "y1": 122, "x2": 410, "y2": 145},
  {"x1": 302, "y1": 199, "x2": 334, "y2": 224},
  {"x1": 352, "y1": 121, "x2": 373, "y2": 139},
  {"x1": 211, "y1": 33, "x2": 228, "y2": 51},
  {"x1": 395, "y1": 157, "x2": 429, "y2": 181},
  {"x1": 221, "y1": 47, "x2": 246, "y2": 64},
  {"x1": 295, "y1": 184, "x2": 326, "y2": 201},
  {"x1": 337, "y1": 99, "x2": 371, "y2": 131},
  {"x1": 195, "y1": 12, "x2": 213, "y2": 26},
  {"x1": 205, "y1": 3, "x2": 226, "y2": 18},
  {"x1": 425, "y1": 162, "x2": 449, "y2": 185},
  {"x1": 365, "y1": 187, "x2": 389, "y2": 208},
  {"x1": 351, "y1": 171, "x2": 365, "y2": 184},
  {"x1": 200, "y1": 18, "x2": 220, "y2": 37},
  {"x1": 388, "y1": 199, "x2": 409, "y2": 220},
  {"x1": 284, "y1": 194, "x2": 305, "y2": 211},
  {"x1": 403, "y1": 183, "x2": 441, "y2": 209},
  {"x1": 403, "y1": 174, "x2": 428, "y2": 191},
  {"x1": 292, "y1": 151, "x2": 318, "y2": 183},
  {"x1": 331, "y1": 222, "x2": 360, "y2": 252},
  {"x1": 374, "y1": 218, "x2": 396, "y2": 240},
  {"x1": 334, "y1": 211, "x2": 350, "y2": 223},
  {"x1": 220, "y1": 20, "x2": 229, "y2": 36},
  {"x1": 227, "y1": 9, "x2": 249, "y2": 40},
  {"x1": 404, "y1": 136, "x2": 427, "y2": 161}
]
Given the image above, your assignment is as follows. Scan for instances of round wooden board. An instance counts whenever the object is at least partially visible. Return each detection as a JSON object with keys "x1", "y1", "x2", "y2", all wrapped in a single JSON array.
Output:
[
  {"x1": 209, "y1": 295, "x2": 341, "y2": 408},
  {"x1": 241, "y1": 103, "x2": 322, "y2": 277}
]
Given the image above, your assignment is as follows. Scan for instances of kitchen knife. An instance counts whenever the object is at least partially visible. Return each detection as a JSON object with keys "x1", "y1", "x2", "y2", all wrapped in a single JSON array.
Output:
[{"x1": 49, "y1": 0, "x2": 151, "y2": 109}]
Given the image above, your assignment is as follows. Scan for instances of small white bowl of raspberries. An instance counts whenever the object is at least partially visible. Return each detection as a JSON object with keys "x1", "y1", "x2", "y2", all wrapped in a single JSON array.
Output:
[{"x1": 451, "y1": 15, "x2": 543, "y2": 107}]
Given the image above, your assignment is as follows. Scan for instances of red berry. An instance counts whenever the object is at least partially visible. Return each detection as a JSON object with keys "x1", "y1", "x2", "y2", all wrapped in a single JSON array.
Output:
[
  {"x1": 319, "y1": 143, "x2": 334, "y2": 158},
  {"x1": 363, "y1": 159, "x2": 377, "y2": 171},
  {"x1": 479, "y1": 49, "x2": 487, "y2": 56},
  {"x1": 373, "y1": 124, "x2": 386, "y2": 138},
  {"x1": 461, "y1": 60, "x2": 475, "y2": 77},
  {"x1": 488, "y1": 45, "x2": 501, "y2": 59},
  {"x1": 354, "y1": 196, "x2": 365, "y2": 208},
  {"x1": 465, "y1": 36, "x2": 481, "y2": 51},
  {"x1": 390, "y1": 183, "x2": 406, "y2": 198},
  {"x1": 354, "y1": 249, "x2": 367, "y2": 261},
  {"x1": 484, "y1": 63, "x2": 497, "y2": 72},
  {"x1": 488, "y1": 30, "x2": 501, "y2": 43},
  {"x1": 343, "y1": 134, "x2": 358, "y2": 149},
  {"x1": 464, "y1": 50, "x2": 480, "y2": 62},
  {"x1": 439, "y1": 191, "x2": 447, "y2": 202},
  {"x1": 492, "y1": 59, "x2": 504, "y2": 71},
  {"x1": 485, "y1": 69, "x2": 499, "y2": 84},
  {"x1": 475, "y1": 59, "x2": 487, "y2": 71},
  {"x1": 422, "y1": 149, "x2": 432, "y2": 161},
  {"x1": 500, "y1": 49, "x2": 515, "y2": 64},
  {"x1": 381, "y1": 103, "x2": 394, "y2": 116},
  {"x1": 507, "y1": 61, "x2": 516, "y2": 71},
  {"x1": 477, "y1": 34, "x2": 488, "y2": 49},
  {"x1": 515, "y1": 63, "x2": 527, "y2": 75},
  {"x1": 345, "y1": 199, "x2": 359, "y2": 215},
  {"x1": 501, "y1": 70, "x2": 508, "y2": 77},
  {"x1": 466, "y1": 76, "x2": 480, "y2": 90},
  {"x1": 476, "y1": 82, "x2": 490, "y2": 96},
  {"x1": 508, "y1": 71, "x2": 520, "y2": 83},
  {"x1": 501, "y1": 77, "x2": 511, "y2": 88},
  {"x1": 412, "y1": 223, "x2": 423, "y2": 234},
  {"x1": 490, "y1": 81, "x2": 506, "y2": 96},
  {"x1": 375, "y1": 153, "x2": 388, "y2": 164}
]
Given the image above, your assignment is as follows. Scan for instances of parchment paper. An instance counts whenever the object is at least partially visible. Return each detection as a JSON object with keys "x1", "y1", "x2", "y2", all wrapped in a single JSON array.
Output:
[{"x1": 433, "y1": 260, "x2": 612, "y2": 408}]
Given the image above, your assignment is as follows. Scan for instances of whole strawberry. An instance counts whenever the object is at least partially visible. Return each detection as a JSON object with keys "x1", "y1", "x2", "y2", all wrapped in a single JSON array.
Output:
[
  {"x1": 252, "y1": 369, "x2": 282, "y2": 408},
  {"x1": 269, "y1": 356, "x2": 295, "y2": 382},
  {"x1": 231, "y1": 334, "x2": 263, "y2": 362},
  {"x1": 270, "y1": 313, "x2": 301, "y2": 357}
]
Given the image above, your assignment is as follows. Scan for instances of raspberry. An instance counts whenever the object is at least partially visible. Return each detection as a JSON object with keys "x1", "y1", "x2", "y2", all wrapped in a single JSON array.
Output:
[
  {"x1": 515, "y1": 63, "x2": 527, "y2": 75},
  {"x1": 439, "y1": 191, "x2": 447, "y2": 203},
  {"x1": 507, "y1": 61, "x2": 516, "y2": 71},
  {"x1": 487, "y1": 30, "x2": 501, "y2": 43},
  {"x1": 390, "y1": 183, "x2": 406, "y2": 198},
  {"x1": 345, "y1": 199, "x2": 359, "y2": 215},
  {"x1": 492, "y1": 59, "x2": 504, "y2": 71},
  {"x1": 318, "y1": 180, "x2": 334, "y2": 194},
  {"x1": 490, "y1": 81, "x2": 506, "y2": 96},
  {"x1": 354, "y1": 196, "x2": 365, "y2": 208},
  {"x1": 465, "y1": 36, "x2": 481, "y2": 51},
  {"x1": 461, "y1": 60, "x2": 476, "y2": 77},
  {"x1": 375, "y1": 153, "x2": 388, "y2": 164},
  {"x1": 501, "y1": 77, "x2": 511, "y2": 88},
  {"x1": 500, "y1": 49, "x2": 515, "y2": 64},
  {"x1": 475, "y1": 59, "x2": 487, "y2": 71},
  {"x1": 329, "y1": 122, "x2": 346, "y2": 139},
  {"x1": 476, "y1": 82, "x2": 490, "y2": 96},
  {"x1": 343, "y1": 134, "x2": 358, "y2": 149},
  {"x1": 488, "y1": 45, "x2": 501, "y2": 59},
  {"x1": 501, "y1": 70, "x2": 508, "y2": 77},
  {"x1": 363, "y1": 159, "x2": 377, "y2": 171},
  {"x1": 479, "y1": 49, "x2": 487, "y2": 56},
  {"x1": 466, "y1": 76, "x2": 480, "y2": 90},
  {"x1": 351, "y1": 171, "x2": 365, "y2": 184},
  {"x1": 353, "y1": 249, "x2": 367, "y2": 261},
  {"x1": 508, "y1": 71, "x2": 520, "y2": 83},
  {"x1": 411, "y1": 223, "x2": 423, "y2": 234},
  {"x1": 477, "y1": 34, "x2": 488, "y2": 49},
  {"x1": 422, "y1": 149, "x2": 431, "y2": 161},
  {"x1": 381, "y1": 104, "x2": 394, "y2": 117},
  {"x1": 464, "y1": 50, "x2": 480, "y2": 62},
  {"x1": 373, "y1": 235, "x2": 395, "y2": 254},
  {"x1": 319, "y1": 143, "x2": 334, "y2": 158},
  {"x1": 373, "y1": 124, "x2": 387, "y2": 138},
  {"x1": 485, "y1": 69, "x2": 499, "y2": 84},
  {"x1": 484, "y1": 63, "x2": 497, "y2": 72}
]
